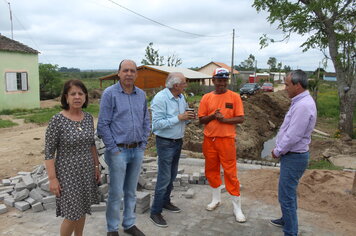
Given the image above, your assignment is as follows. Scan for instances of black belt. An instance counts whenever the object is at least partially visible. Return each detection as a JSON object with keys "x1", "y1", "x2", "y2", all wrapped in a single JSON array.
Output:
[
  {"x1": 117, "y1": 142, "x2": 141, "y2": 149},
  {"x1": 156, "y1": 135, "x2": 182, "y2": 142},
  {"x1": 286, "y1": 151, "x2": 306, "y2": 155}
]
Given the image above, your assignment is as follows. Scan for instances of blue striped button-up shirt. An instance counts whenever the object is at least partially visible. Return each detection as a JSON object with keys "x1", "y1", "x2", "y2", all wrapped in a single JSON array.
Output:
[
  {"x1": 97, "y1": 82, "x2": 150, "y2": 153},
  {"x1": 151, "y1": 88, "x2": 188, "y2": 139}
]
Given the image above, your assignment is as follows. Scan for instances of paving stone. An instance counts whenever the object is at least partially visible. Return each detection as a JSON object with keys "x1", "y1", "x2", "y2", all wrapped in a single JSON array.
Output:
[
  {"x1": 37, "y1": 176, "x2": 49, "y2": 186},
  {"x1": 14, "y1": 201, "x2": 31, "y2": 211},
  {"x1": 99, "y1": 184, "x2": 108, "y2": 195},
  {"x1": 42, "y1": 195, "x2": 56, "y2": 204},
  {"x1": 33, "y1": 165, "x2": 45, "y2": 175},
  {"x1": 29, "y1": 189, "x2": 43, "y2": 202},
  {"x1": 100, "y1": 174, "x2": 107, "y2": 184},
  {"x1": 91, "y1": 202, "x2": 106, "y2": 212},
  {"x1": 18, "y1": 171, "x2": 31, "y2": 176},
  {"x1": 14, "y1": 189, "x2": 30, "y2": 202},
  {"x1": 0, "y1": 185, "x2": 14, "y2": 194},
  {"x1": 22, "y1": 175, "x2": 36, "y2": 189},
  {"x1": 193, "y1": 172, "x2": 200, "y2": 181},
  {"x1": 24, "y1": 197, "x2": 37, "y2": 205},
  {"x1": 10, "y1": 175, "x2": 22, "y2": 181},
  {"x1": 177, "y1": 168, "x2": 185, "y2": 174},
  {"x1": 136, "y1": 191, "x2": 150, "y2": 203},
  {"x1": 32, "y1": 202, "x2": 44, "y2": 212},
  {"x1": 15, "y1": 182, "x2": 27, "y2": 191},
  {"x1": 173, "y1": 181, "x2": 181, "y2": 187},
  {"x1": 36, "y1": 187, "x2": 51, "y2": 197},
  {"x1": 138, "y1": 175, "x2": 146, "y2": 188},
  {"x1": 0, "y1": 204, "x2": 8, "y2": 214},
  {"x1": 40, "y1": 181, "x2": 50, "y2": 192},
  {"x1": 145, "y1": 170, "x2": 157, "y2": 178},
  {"x1": 98, "y1": 155, "x2": 108, "y2": 169},
  {"x1": 0, "y1": 192, "x2": 10, "y2": 200},
  {"x1": 43, "y1": 202, "x2": 56, "y2": 210},
  {"x1": 2, "y1": 179, "x2": 11, "y2": 186},
  {"x1": 4, "y1": 197, "x2": 15, "y2": 207},
  {"x1": 183, "y1": 188, "x2": 195, "y2": 199}
]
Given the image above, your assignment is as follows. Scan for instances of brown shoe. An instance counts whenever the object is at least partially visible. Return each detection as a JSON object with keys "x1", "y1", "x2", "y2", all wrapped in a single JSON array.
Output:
[
  {"x1": 107, "y1": 232, "x2": 119, "y2": 236},
  {"x1": 124, "y1": 225, "x2": 145, "y2": 236}
]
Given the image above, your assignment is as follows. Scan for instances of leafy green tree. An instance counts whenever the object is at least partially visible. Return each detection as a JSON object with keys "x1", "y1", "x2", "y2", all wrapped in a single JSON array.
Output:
[
  {"x1": 238, "y1": 54, "x2": 256, "y2": 70},
  {"x1": 39, "y1": 63, "x2": 62, "y2": 100},
  {"x1": 141, "y1": 42, "x2": 183, "y2": 67},
  {"x1": 167, "y1": 53, "x2": 182, "y2": 67},
  {"x1": 267, "y1": 57, "x2": 277, "y2": 71},
  {"x1": 141, "y1": 42, "x2": 164, "y2": 66},
  {"x1": 283, "y1": 65, "x2": 291, "y2": 73},
  {"x1": 253, "y1": 0, "x2": 355, "y2": 137}
]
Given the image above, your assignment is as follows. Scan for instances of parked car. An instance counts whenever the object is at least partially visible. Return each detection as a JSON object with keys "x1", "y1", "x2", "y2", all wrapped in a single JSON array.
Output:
[
  {"x1": 261, "y1": 83, "x2": 274, "y2": 92},
  {"x1": 239, "y1": 83, "x2": 260, "y2": 95}
]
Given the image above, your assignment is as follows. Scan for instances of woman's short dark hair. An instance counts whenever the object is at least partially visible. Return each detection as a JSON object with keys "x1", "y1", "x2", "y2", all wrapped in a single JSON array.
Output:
[{"x1": 60, "y1": 79, "x2": 89, "y2": 110}]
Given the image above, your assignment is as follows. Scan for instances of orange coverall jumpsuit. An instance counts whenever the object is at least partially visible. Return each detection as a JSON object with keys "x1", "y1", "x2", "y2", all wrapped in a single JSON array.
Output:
[{"x1": 198, "y1": 90, "x2": 244, "y2": 196}]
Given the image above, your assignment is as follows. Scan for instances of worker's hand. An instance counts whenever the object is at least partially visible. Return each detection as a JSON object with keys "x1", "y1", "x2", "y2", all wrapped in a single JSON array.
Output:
[
  {"x1": 49, "y1": 177, "x2": 61, "y2": 197},
  {"x1": 214, "y1": 109, "x2": 224, "y2": 122},
  {"x1": 271, "y1": 150, "x2": 278, "y2": 159},
  {"x1": 178, "y1": 111, "x2": 195, "y2": 121}
]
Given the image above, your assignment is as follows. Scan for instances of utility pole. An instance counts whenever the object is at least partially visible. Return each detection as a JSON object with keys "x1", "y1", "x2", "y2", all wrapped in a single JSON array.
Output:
[
  {"x1": 230, "y1": 29, "x2": 235, "y2": 90},
  {"x1": 254, "y1": 60, "x2": 257, "y2": 83},
  {"x1": 8, "y1": 2, "x2": 14, "y2": 39}
]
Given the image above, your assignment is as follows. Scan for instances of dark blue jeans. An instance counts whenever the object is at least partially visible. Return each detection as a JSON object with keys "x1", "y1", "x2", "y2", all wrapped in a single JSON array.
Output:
[
  {"x1": 279, "y1": 152, "x2": 309, "y2": 236},
  {"x1": 151, "y1": 136, "x2": 182, "y2": 214}
]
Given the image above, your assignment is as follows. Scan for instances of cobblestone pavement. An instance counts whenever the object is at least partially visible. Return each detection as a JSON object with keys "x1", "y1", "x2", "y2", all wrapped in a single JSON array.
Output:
[{"x1": 1, "y1": 162, "x2": 339, "y2": 236}]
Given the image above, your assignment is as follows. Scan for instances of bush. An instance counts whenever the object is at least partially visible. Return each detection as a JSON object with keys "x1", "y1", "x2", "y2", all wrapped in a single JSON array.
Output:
[{"x1": 186, "y1": 82, "x2": 204, "y2": 96}]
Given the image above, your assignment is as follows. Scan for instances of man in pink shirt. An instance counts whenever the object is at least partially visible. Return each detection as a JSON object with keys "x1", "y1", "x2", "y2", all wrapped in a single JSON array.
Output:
[{"x1": 270, "y1": 70, "x2": 317, "y2": 236}]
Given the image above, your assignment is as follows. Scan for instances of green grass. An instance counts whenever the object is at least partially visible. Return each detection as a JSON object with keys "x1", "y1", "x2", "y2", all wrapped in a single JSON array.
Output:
[
  {"x1": 308, "y1": 159, "x2": 343, "y2": 170},
  {"x1": 0, "y1": 119, "x2": 18, "y2": 128}
]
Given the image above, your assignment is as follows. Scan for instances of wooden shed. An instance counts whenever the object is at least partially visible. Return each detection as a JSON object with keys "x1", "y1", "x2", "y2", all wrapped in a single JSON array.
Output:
[{"x1": 99, "y1": 65, "x2": 211, "y2": 89}]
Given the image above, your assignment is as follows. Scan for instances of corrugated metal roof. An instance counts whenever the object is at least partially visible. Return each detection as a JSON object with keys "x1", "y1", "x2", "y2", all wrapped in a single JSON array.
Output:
[
  {"x1": 0, "y1": 34, "x2": 39, "y2": 54},
  {"x1": 145, "y1": 65, "x2": 212, "y2": 79}
]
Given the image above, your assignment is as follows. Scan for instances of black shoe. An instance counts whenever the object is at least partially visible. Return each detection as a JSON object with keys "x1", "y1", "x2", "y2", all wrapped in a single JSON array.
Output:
[
  {"x1": 270, "y1": 218, "x2": 284, "y2": 228},
  {"x1": 150, "y1": 213, "x2": 168, "y2": 228},
  {"x1": 123, "y1": 225, "x2": 145, "y2": 236},
  {"x1": 107, "y1": 232, "x2": 119, "y2": 236},
  {"x1": 163, "y1": 202, "x2": 181, "y2": 213}
]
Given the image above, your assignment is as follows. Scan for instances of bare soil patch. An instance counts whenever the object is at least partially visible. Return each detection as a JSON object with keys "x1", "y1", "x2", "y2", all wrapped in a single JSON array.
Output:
[{"x1": 1, "y1": 93, "x2": 355, "y2": 235}]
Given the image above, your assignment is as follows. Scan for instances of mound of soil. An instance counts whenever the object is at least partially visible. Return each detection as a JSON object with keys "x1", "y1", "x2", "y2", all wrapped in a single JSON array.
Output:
[{"x1": 146, "y1": 90, "x2": 290, "y2": 159}]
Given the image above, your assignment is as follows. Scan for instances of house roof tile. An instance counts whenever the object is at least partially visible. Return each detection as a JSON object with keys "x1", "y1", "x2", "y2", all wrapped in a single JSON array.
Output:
[{"x1": 0, "y1": 34, "x2": 39, "y2": 54}]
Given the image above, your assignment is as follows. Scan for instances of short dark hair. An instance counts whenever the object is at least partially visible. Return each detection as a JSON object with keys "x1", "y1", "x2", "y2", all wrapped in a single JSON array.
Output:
[
  {"x1": 289, "y1": 69, "x2": 308, "y2": 89},
  {"x1": 60, "y1": 79, "x2": 89, "y2": 110}
]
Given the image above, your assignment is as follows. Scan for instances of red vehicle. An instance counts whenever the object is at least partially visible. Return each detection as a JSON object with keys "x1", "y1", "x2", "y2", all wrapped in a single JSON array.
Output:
[{"x1": 261, "y1": 83, "x2": 274, "y2": 92}]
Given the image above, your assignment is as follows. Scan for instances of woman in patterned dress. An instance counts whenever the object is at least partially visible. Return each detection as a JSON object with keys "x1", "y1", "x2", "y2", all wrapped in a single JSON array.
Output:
[{"x1": 45, "y1": 79, "x2": 100, "y2": 236}]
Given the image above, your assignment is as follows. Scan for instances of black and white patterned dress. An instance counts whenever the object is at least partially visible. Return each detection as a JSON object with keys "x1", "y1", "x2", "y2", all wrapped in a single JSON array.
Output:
[{"x1": 45, "y1": 112, "x2": 99, "y2": 221}]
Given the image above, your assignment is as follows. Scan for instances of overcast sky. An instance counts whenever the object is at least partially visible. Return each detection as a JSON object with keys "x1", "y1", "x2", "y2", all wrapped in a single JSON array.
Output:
[{"x1": 0, "y1": 0, "x2": 333, "y2": 71}]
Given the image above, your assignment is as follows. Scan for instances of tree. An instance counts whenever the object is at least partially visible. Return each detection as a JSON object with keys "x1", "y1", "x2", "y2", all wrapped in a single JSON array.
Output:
[
  {"x1": 267, "y1": 57, "x2": 277, "y2": 71},
  {"x1": 238, "y1": 54, "x2": 256, "y2": 70},
  {"x1": 141, "y1": 42, "x2": 164, "y2": 66},
  {"x1": 39, "y1": 63, "x2": 62, "y2": 100},
  {"x1": 253, "y1": 0, "x2": 356, "y2": 138},
  {"x1": 141, "y1": 42, "x2": 183, "y2": 67},
  {"x1": 284, "y1": 65, "x2": 291, "y2": 73},
  {"x1": 167, "y1": 53, "x2": 182, "y2": 67}
]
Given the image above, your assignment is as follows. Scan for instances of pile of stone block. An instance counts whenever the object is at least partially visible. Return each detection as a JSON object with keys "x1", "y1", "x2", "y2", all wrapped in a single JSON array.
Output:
[{"x1": 0, "y1": 166, "x2": 56, "y2": 214}]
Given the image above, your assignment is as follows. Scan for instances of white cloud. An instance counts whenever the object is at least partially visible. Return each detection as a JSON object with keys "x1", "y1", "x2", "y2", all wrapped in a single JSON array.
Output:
[{"x1": 0, "y1": 0, "x2": 333, "y2": 71}]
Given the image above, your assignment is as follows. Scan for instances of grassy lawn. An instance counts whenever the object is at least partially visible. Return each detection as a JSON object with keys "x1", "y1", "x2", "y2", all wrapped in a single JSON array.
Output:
[
  {"x1": 308, "y1": 159, "x2": 343, "y2": 170},
  {"x1": 0, "y1": 104, "x2": 100, "y2": 125},
  {"x1": 0, "y1": 119, "x2": 18, "y2": 128}
]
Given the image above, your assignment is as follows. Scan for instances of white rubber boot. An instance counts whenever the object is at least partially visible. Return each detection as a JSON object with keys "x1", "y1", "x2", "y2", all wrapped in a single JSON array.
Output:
[
  {"x1": 232, "y1": 195, "x2": 246, "y2": 223},
  {"x1": 206, "y1": 186, "x2": 221, "y2": 211}
]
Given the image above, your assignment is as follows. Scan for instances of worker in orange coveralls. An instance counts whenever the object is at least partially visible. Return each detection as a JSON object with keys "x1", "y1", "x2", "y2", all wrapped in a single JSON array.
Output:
[{"x1": 198, "y1": 67, "x2": 246, "y2": 223}]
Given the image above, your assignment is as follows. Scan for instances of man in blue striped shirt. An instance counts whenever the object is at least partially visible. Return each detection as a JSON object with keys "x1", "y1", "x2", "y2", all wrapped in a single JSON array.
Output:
[
  {"x1": 149, "y1": 72, "x2": 195, "y2": 228},
  {"x1": 98, "y1": 59, "x2": 150, "y2": 236}
]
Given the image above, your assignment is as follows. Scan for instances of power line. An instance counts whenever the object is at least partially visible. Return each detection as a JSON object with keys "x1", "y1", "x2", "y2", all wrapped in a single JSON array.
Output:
[{"x1": 106, "y1": 0, "x2": 230, "y2": 38}]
